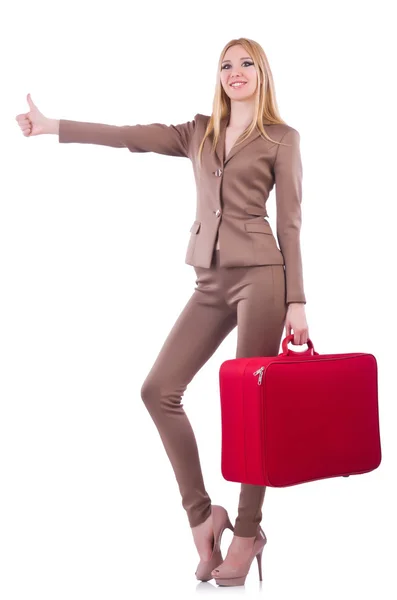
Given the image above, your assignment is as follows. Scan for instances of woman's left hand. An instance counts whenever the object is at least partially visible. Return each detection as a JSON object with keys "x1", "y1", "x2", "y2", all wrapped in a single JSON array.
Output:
[{"x1": 285, "y1": 303, "x2": 309, "y2": 345}]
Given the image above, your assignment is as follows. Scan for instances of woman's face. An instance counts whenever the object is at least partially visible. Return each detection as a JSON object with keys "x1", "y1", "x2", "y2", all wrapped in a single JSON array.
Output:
[{"x1": 220, "y1": 44, "x2": 258, "y2": 102}]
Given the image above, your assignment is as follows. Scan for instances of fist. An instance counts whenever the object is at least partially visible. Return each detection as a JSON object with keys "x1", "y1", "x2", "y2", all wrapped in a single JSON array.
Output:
[{"x1": 15, "y1": 93, "x2": 51, "y2": 137}]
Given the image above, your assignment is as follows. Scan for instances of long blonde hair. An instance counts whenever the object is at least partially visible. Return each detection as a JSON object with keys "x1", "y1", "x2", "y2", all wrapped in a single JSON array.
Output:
[{"x1": 197, "y1": 37, "x2": 290, "y2": 167}]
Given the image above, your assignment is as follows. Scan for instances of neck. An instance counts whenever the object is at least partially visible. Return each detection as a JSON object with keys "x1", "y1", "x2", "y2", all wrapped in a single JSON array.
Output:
[{"x1": 228, "y1": 99, "x2": 256, "y2": 129}]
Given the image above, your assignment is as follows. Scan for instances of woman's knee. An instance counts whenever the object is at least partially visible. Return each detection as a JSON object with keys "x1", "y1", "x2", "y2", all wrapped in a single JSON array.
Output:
[
  {"x1": 140, "y1": 377, "x2": 160, "y2": 406},
  {"x1": 140, "y1": 375, "x2": 186, "y2": 410}
]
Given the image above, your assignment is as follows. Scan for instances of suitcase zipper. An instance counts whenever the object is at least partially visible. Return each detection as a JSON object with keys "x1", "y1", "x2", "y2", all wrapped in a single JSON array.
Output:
[{"x1": 253, "y1": 366, "x2": 264, "y2": 385}]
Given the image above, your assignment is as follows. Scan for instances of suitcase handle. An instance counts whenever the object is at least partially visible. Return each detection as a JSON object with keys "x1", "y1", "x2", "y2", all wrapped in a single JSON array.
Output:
[{"x1": 281, "y1": 335, "x2": 319, "y2": 356}]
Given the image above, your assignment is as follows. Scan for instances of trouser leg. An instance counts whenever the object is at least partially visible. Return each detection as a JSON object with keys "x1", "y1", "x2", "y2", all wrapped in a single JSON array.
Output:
[
  {"x1": 140, "y1": 267, "x2": 237, "y2": 528},
  {"x1": 225, "y1": 262, "x2": 287, "y2": 537}
]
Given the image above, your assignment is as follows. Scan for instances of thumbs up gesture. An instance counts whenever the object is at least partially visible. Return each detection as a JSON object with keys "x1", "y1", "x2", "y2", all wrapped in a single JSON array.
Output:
[{"x1": 15, "y1": 94, "x2": 57, "y2": 136}]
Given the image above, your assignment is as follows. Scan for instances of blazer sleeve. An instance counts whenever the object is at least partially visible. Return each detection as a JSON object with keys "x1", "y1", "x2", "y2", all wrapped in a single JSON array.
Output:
[
  {"x1": 273, "y1": 128, "x2": 307, "y2": 305},
  {"x1": 58, "y1": 114, "x2": 198, "y2": 158}
]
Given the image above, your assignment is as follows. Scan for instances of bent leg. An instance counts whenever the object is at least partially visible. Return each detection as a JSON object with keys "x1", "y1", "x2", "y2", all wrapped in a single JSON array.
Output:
[{"x1": 141, "y1": 284, "x2": 237, "y2": 528}]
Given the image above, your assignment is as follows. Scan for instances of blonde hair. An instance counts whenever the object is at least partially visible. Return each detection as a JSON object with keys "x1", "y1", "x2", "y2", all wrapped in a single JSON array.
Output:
[{"x1": 197, "y1": 37, "x2": 291, "y2": 167}]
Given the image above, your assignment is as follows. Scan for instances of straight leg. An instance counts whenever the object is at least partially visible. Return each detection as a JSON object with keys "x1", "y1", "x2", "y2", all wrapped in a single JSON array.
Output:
[{"x1": 225, "y1": 263, "x2": 287, "y2": 537}]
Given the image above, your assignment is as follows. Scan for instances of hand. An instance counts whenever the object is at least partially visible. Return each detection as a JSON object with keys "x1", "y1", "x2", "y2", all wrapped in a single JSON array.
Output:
[
  {"x1": 285, "y1": 303, "x2": 309, "y2": 345},
  {"x1": 15, "y1": 93, "x2": 53, "y2": 137}
]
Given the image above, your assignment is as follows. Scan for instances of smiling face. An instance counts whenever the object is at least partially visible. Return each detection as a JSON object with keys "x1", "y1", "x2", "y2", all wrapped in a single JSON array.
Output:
[{"x1": 220, "y1": 44, "x2": 258, "y2": 101}]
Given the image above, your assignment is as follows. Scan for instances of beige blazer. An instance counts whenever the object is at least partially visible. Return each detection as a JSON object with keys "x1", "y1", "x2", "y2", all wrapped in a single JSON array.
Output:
[{"x1": 58, "y1": 113, "x2": 306, "y2": 304}]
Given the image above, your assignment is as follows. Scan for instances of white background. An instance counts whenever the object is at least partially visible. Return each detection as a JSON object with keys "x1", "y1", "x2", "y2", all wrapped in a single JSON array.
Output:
[{"x1": 1, "y1": 0, "x2": 396, "y2": 598}]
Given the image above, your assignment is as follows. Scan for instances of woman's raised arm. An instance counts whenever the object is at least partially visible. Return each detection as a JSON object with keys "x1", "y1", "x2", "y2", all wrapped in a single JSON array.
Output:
[
  {"x1": 58, "y1": 117, "x2": 197, "y2": 158},
  {"x1": 16, "y1": 94, "x2": 198, "y2": 159}
]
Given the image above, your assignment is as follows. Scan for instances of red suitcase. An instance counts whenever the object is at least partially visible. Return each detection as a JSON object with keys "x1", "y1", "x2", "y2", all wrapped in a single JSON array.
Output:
[{"x1": 219, "y1": 335, "x2": 381, "y2": 487}]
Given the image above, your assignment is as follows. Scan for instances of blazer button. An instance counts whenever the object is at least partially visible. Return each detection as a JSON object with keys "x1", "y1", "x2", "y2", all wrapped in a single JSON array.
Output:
[
  {"x1": 215, "y1": 209, "x2": 221, "y2": 217},
  {"x1": 214, "y1": 168, "x2": 223, "y2": 177}
]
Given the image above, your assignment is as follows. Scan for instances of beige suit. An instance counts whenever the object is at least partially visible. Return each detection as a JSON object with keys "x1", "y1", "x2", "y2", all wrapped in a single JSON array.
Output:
[
  {"x1": 58, "y1": 113, "x2": 306, "y2": 537},
  {"x1": 59, "y1": 113, "x2": 306, "y2": 304}
]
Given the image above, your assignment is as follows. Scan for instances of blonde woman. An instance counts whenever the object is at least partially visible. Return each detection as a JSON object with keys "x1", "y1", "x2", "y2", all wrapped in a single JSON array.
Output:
[{"x1": 16, "y1": 37, "x2": 309, "y2": 586}]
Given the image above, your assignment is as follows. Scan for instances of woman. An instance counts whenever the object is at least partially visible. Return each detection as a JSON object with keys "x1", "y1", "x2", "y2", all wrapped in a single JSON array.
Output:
[{"x1": 16, "y1": 37, "x2": 309, "y2": 586}]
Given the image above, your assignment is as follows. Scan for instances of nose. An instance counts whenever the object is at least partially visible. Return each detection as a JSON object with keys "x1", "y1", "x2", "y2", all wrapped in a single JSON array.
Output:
[{"x1": 230, "y1": 70, "x2": 243, "y2": 78}]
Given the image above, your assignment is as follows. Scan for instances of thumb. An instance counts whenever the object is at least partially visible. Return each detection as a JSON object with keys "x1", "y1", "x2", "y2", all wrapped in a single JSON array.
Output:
[{"x1": 27, "y1": 93, "x2": 37, "y2": 111}]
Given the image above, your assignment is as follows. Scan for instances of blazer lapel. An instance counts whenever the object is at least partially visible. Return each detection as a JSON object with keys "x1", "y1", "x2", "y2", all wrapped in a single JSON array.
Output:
[
  {"x1": 215, "y1": 116, "x2": 228, "y2": 165},
  {"x1": 215, "y1": 114, "x2": 264, "y2": 166}
]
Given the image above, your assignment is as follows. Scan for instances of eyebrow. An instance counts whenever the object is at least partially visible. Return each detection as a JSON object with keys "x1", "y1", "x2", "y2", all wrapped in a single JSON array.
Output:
[{"x1": 221, "y1": 56, "x2": 252, "y2": 64}]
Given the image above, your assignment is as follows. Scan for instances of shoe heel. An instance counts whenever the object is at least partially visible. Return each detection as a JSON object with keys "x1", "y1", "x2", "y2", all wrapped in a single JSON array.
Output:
[
  {"x1": 256, "y1": 547, "x2": 264, "y2": 581},
  {"x1": 226, "y1": 517, "x2": 234, "y2": 532}
]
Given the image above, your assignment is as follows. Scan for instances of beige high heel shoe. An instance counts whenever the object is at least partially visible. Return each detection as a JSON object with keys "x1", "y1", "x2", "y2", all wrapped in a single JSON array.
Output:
[
  {"x1": 211, "y1": 525, "x2": 267, "y2": 586},
  {"x1": 194, "y1": 504, "x2": 235, "y2": 582}
]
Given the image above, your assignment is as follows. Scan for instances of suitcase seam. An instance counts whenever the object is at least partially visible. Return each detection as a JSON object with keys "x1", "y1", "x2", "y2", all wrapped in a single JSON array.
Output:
[{"x1": 242, "y1": 360, "x2": 249, "y2": 482}]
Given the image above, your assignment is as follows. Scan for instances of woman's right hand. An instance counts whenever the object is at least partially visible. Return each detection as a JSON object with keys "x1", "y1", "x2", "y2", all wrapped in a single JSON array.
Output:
[{"x1": 15, "y1": 93, "x2": 57, "y2": 136}]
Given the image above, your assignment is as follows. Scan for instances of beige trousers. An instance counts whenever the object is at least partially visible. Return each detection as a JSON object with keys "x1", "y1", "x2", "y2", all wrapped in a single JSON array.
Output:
[{"x1": 140, "y1": 249, "x2": 287, "y2": 537}]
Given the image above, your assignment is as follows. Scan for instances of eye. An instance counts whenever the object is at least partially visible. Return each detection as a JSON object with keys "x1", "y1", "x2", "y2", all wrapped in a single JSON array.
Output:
[{"x1": 221, "y1": 61, "x2": 254, "y2": 70}]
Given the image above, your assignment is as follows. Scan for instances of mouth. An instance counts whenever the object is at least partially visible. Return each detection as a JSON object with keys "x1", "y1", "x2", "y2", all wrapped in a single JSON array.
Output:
[{"x1": 229, "y1": 81, "x2": 247, "y2": 88}]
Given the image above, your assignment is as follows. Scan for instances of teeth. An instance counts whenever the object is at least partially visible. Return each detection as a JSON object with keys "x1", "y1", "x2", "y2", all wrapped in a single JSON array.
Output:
[{"x1": 230, "y1": 82, "x2": 246, "y2": 87}]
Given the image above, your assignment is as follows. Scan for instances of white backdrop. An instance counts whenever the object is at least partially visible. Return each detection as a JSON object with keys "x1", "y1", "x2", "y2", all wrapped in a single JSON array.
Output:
[{"x1": 2, "y1": 0, "x2": 396, "y2": 598}]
